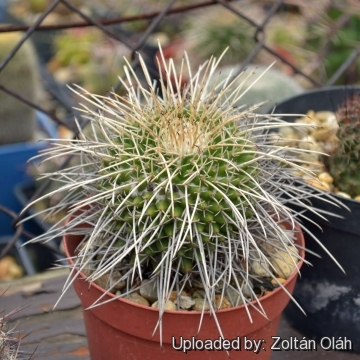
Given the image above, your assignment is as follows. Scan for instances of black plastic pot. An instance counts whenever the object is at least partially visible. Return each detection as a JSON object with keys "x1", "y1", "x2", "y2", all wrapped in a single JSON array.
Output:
[{"x1": 273, "y1": 86, "x2": 360, "y2": 352}]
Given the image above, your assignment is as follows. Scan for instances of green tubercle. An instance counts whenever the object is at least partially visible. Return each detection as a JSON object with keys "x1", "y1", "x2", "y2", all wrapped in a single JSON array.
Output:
[{"x1": 98, "y1": 106, "x2": 258, "y2": 268}]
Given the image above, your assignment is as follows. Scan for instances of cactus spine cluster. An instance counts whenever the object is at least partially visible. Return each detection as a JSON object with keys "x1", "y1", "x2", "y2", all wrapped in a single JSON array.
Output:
[
  {"x1": 0, "y1": 305, "x2": 29, "y2": 360},
  {"x1": 98, "y1": 93, "x2": 258, "y2": 274},
  {"x1": 327, "y1": 95, "x2": 360, "y2": 197},
  {"x1": 25, "y1": 46, "x2": 337, "y2": 335}
]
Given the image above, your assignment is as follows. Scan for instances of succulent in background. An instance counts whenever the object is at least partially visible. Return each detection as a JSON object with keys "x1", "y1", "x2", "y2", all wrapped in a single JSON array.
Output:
[
  {"x1": 48, "y1": 28, "x2": 128, "y2": 95},
  {"x1": 0, "y1": 32, "x2": 42, "y2": 145},
  {"x1": 305, "y1": 7, "x2": 360, "y2": 84},
  {"x1": 28, "y1": 0, "x2": 47, "y2": 13},
  {"x1": 24, "y1": 47, "x2": 339, "y2": 338},
  {"x1": 184, "y1": 4, "x2": 257, "y2": 66},
  {"x1": 327, "y1": 95, "x2": 360, "y2": 198}
]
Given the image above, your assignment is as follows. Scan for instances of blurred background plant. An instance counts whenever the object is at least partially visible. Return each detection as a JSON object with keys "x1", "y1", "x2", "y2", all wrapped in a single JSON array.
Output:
[
  {"x1": 47, "y1": 27, "x2": 128, "y2": 95},
  {"x1": 305, "y1": 4, "x2": 360, "y2": 84},
  {"x1": 6, "y1": 0, "x2": 360, "y2": 87}
]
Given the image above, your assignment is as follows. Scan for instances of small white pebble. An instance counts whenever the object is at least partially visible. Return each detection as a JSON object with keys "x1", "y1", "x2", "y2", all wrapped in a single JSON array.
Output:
[
  {"x1": 278, "y1": 126, "x2": 297, "y2": 138},
  {"x1": 126, "y1": 293, "x2": 150, "y2": 307},
  {"x1": 192, "y1": 298, "x2": 210, "y2": 311},
  {"x1": 335, "y1": 191, "x2": 351, "y2": 199},
  {"x1": 174, "y1": 296, "x2": 195, "y2": 310},
  {"x1": 270, "y1": 247, "x2": 299, "y2": 279},
  {"x1": 151, "y1": 300, "x2": 177, "y2": 310},
  {"x1": 304, "y1": 178, "x2": 330, "y2": 192},
  {"x1": 318, "y1": 172, "x2": 334, "y2": 185},
  {"x1": 298, "y1": 135, "x2": 319, "y2": 151},
  {"x1": 251, "y1": 258, "x2": 270, "y2": 277}
]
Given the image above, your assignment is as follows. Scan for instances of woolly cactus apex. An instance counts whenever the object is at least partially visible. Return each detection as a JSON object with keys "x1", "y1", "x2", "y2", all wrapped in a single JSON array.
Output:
[
  {"x1": 0, "y1": 31, "x2": 42, "y2": 145},
  {"x1": 23, "y1": 46, "x2": 340, "y2": 339},
  {"x1": 328, "y1": 95, "x2": 360, "y2": 197}
]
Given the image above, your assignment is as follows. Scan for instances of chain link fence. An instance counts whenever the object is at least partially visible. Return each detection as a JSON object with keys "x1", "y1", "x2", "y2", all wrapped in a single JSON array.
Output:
[{"x1": 0, "y1": 0, "x2": 359, "y2": 260}]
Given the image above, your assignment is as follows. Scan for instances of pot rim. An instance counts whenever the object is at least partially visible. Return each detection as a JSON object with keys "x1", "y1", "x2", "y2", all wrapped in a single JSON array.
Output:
[
  {"x1": 63, "y1": 222, "x2": 305, "y2": 315},
  {"x1": 274, "y1": 84, "x2": 360, "y2": 105}
]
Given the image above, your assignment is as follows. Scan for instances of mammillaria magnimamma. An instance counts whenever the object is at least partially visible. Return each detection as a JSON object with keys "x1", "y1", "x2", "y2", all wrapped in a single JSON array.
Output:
[{"x1": 24, "y1": 46, "x2": 340, "y2": 338}]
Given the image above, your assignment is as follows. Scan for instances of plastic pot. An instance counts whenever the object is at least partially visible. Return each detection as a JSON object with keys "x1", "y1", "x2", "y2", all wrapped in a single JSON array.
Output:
[
  {"x1": 0, "y1": 112, "x2": 57, "y2": 236},
  {"x1": 273, "y1": 86, "x2": 360, "y2": 352},
  {"x1": 63, "y1": 223, "x2": 304, "y2": 360}
]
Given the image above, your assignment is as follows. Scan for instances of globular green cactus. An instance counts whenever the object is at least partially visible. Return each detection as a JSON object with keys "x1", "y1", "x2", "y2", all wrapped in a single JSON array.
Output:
[
  {"x1": 327, "y1": 95, "x2": 360, "y2": 197},
  {"x1": 0, "y1": 32, "x2": 42, "y2": 145},
  {"x1": 98, "y1": 97, "x2": 258, "y2": 273},
  {"x1": 25, "y1": 46, "x2": 337, "y2": 336}
]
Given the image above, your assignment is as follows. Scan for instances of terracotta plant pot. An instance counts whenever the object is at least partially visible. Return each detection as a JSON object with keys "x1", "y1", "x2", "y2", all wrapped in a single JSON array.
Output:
[{"x1": 63, "y1": 224, "x2": 305, "y2": 360}]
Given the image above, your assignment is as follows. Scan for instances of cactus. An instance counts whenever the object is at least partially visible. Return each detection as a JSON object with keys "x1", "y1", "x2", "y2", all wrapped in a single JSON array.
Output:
[
  {"x1": 0, "y1": 32, "x2": 42, "y2": 145},
  {"x1": 327, "y1": 95, "x2": 360, "y2": 197},
  {"x1": 0, "y1": 303, "x2": 33, "y2": 360},
  {"x1": 0, "y1": 324, "x2": 20, "y2": 360},
  {"x1": 25, "y1": 46, "x2": 337, "y2": 337}
]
